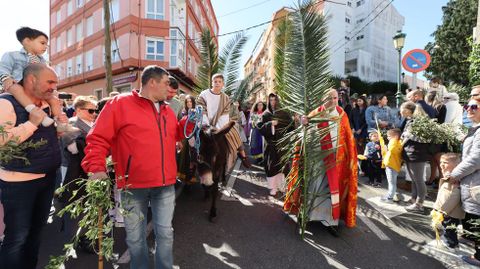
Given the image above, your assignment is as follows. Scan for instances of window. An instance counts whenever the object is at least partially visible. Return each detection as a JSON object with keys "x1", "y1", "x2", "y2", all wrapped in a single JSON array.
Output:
[
  {"x1": 56, "y1": 10, "x2": 61, "y2": 24},
  {"x1": 76, "y1": 22, "x2": 83, "y2": 41},
  {"x1": 347, "y1": 1, "x2": 352, "y2": 7},
  {"x1": 146, "y1": 0, "x2": 164, "y2": 20},
  {"x1": 67, "y1": 0, "x2": 73, "y2": 16},
  {"x1": 56, "y1": 37, "x2": 62, "y2": 53},
  {"x1": 76, "y1": 0, "x2": 83, "y2": 8},
  {"x1": 146, "y1": 38, "x2": 164, "y2": 61},
  {"x1": 76, "y1": 54, "x2": 83, "y2": 74},
  {"x1": 67, "y1": 28, "x2": 74, "y2": 47},
  {"x1": 170, "y1": 29, "x2": 177, "y2": 67},
  {"x1": 107, "y1": 0, "x2": 120, "y2": 23},
  {"x1": 188, "y1": 55, "x2": 192, "y2": 73},
  {"x1": 94, "y1": 89, "x2": 103, "y2": 100},
  {"x1": 110, "y1": 0, "x2": 120, "y2": 23},
  {"x1": 356, "y1": 0, "x2": 364, "y2": 7},
  {"x1": 112, "y1": 40, "x2": 120, "y2": 62},
  {"x1": 67, "y1": 59, "x2": 73, "y2": 77},
  {"x1": 356, "y1": 35, "x2": 364, "y2": 40},
  {"x1": 86, "y1": 50, "x2": 94, "y2": 71},
  {"x1": 86, "y1": 16, "x2": 94, "y2": 36},
  {"x1": 345, "y1": 36, "x2": 351, "y2": 41},
  {"x1": 55, "y1": 65, "x2": 63, "y2": 79},
  {"x1": 345, "y1": 17, "x2": 350, "y2": 24}
]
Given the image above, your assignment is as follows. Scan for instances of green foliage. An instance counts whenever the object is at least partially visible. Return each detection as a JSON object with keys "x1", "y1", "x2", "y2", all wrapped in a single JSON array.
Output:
[
  {"x1": 424, "y1": 0, "x2": 477, "y2": 85},
  {"x1": 274, "y1": 0, "x2": 336, "y2": 238},
  {"x1": 408, "y1": 116, "x2": 465, "y2": 153},
  {"x1": 47, "y1": 177, "x2": 118, "y2": 268},
  {"x1": 330, "y1": 76, "x2": 408, "y2": 95},
  {"x1": 229, "y1": 73, "x2": 263, "y2": 107},
  {"x1": 0, "y1": 124, "x2": 46, "y2": 166},
  {"x1": 196, "y1": 28, "x2": 219, "y2": 93},
  {"x1": 196, "y1": 28, "x2": 248, "y2": 95},
  {"x1": 468, "y1": 37, "x2": 480, "y2": 86},
  {"x1": 448, "y1": 83, "x2": 471, "y2": 103}
]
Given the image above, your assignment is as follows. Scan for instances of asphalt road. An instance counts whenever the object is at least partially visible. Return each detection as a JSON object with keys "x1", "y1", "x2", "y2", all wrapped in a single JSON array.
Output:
[{"x1": 36, "y1": 163, "x2": 475, "y2": 269}]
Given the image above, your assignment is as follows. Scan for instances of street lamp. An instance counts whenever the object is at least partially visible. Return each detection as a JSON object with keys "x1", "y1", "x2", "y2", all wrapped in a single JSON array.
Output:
[{"x1": 393, "y1": 30, "x2": 406, "y2": 108}]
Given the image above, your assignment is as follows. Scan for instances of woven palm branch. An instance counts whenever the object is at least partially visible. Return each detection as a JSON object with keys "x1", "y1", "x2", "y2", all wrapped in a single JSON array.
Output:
[{"x1": 274, "y1": 0, "x2": 336, "y2": 237}]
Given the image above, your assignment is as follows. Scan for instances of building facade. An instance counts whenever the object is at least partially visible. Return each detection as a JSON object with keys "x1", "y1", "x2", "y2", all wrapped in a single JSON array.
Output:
[
  {"x1": 49, "y1": 0, "x2": 218, "y2": 98},
  {"x1": 244, "y1": 1, "x2": 405, "y2": 102},
  {"x1": 339, "y1": 0, "x2": 404, "y2": 82},
  {"x1": 243, "y1": 8, "x2": 290, "y2": 103}
]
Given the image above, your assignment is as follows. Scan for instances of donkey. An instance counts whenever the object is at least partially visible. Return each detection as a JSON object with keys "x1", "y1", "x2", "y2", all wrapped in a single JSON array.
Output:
[{"x1": 196, "y1": 121, "x2": 236, "y2": 222}]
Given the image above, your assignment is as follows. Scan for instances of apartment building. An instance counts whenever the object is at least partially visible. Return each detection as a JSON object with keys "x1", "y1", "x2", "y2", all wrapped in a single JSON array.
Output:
[
  {"x1": 49, "y1": 0, "x2": 218, "y2": 98},
  {"x1": 244, "y1": 1, "x2": 404, "y2": 102}
]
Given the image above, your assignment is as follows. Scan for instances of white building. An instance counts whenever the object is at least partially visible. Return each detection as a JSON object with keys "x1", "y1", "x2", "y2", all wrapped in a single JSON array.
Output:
[{"x1": 321, "y1": 0, "x2": 405, "y2": 82}]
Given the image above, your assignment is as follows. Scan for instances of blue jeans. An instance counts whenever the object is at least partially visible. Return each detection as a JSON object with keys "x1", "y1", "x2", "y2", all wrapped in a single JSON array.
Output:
[
  {"x1": 385, "y1": 167, "x2": 398, "y2": 199},
  {"x1": 121, "y1": 186, "x2": 175, "y2": 269},
  {"x1": 0, "y1": 171, "x2": 57, "y2": 269}
]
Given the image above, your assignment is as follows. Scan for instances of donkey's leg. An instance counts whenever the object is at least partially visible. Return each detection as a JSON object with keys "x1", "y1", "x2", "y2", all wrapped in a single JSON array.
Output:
[{"x1": 209, "y1": 181, "x2": 218, "y2": 222}]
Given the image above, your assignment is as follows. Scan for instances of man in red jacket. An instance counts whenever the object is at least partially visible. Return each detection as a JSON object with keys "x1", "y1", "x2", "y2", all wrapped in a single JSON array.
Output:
[{"x1": 82, "y1": 65, "x2": 186, "y2": 269}]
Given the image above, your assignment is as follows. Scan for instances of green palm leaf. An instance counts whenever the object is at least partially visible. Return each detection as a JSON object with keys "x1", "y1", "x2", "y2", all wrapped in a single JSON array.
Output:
[
  {"x1": 219, "y1": 33, "x2": 249, "y2": 95},
  {"x1": 230, "y1": 73, "x2": 263, "y2": 106},
  {"x1": 196, "y1": 28, "x2": 219, "y2": 93},
  {"x1": 275, "y1": 0, "x2": 336, "y2": 238}
]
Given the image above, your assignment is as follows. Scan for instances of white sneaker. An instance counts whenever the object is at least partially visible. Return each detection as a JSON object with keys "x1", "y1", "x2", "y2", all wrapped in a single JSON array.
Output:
[
  {"x1": 405, "y1": 203, "x2": 424, "y2": 213},
  {"x1": 392, "y1": 194, "x2": 400, "y2": 202}
]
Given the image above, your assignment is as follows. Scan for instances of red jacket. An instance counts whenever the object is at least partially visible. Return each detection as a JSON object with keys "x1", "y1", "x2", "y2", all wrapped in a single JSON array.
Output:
[{"x1": 82, "y1": 90, "x2": 189, "y2": 189}]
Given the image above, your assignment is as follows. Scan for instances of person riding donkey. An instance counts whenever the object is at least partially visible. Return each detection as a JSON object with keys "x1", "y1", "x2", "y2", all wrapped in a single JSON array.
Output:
[{"x1": 196, "y1": 73, "x2": 251, "y2": 170}]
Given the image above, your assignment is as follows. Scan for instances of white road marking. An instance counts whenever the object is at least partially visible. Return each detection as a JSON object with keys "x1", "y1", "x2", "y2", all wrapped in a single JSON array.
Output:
[{"x1": 357, "y1": 212, "x2": 391, "y2": 241}]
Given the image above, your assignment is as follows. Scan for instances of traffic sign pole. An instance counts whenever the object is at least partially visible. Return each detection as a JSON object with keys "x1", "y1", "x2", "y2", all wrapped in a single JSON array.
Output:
[{"x1": 412, "y1": 72, "x2": 417, "y2": 89}]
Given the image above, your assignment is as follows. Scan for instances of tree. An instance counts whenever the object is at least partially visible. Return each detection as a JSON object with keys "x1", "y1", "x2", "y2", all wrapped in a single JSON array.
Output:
[
  {"x1": 424, "y1": 0, "x2": 477, "y2": 85},
  {"x1": 274, "y1": 0, "x2": 336, "y2": 238}
]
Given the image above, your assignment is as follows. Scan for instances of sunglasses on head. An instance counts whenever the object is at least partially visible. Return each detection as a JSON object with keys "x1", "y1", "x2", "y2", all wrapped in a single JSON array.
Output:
[
  {"x1": 82, "y1": 108, "x2": 99, "y2": 114},
  {"x1": 464, "y1": 104, "x2": 479, "y2": 111}
]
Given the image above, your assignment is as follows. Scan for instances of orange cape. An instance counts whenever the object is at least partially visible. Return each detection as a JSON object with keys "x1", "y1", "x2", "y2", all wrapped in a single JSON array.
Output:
[{"x1": 283, "y1": 106, "x2": 358, "y2": 228}]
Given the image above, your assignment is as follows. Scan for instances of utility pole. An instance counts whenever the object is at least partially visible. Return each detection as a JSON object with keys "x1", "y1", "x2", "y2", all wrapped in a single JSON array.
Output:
[{"x1": 104, "y1": 0, "x2": 113, "y2": 94}]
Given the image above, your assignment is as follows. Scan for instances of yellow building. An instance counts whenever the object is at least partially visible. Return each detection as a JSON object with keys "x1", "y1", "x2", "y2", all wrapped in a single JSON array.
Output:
[{"x1": 243, "y1": 8, "x2": 290, "y2": 104}]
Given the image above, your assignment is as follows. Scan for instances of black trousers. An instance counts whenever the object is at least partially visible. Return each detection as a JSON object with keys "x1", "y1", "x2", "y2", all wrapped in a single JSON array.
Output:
[{"x1": 463, "y1": 212, "x2": 480, "y2": 260}]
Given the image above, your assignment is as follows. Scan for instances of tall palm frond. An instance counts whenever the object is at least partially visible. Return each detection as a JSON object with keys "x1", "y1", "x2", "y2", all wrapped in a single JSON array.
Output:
[
  {"x1": 218, "y1": 33, "x2": 249, "y2": 95},
  {"x1": 196, "y1": 29, "x2": 248, "y2": 96},
  {"x1": 275, "y1": 0, "x2": 335, "y2": 238},
  {"x1": 196, "y1": 28, "x2": 219, "y2": 93}
]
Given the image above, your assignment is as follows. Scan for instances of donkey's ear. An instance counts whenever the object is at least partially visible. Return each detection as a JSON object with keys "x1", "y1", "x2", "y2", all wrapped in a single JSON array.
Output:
[{"x1": 214, "y1": 121, "x2": 235, "y2": 137}]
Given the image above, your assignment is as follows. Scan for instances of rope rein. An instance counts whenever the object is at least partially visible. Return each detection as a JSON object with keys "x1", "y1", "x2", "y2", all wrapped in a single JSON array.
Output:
[{"x1": 184, "y1": 105, "x2": 203, "y2": 154}]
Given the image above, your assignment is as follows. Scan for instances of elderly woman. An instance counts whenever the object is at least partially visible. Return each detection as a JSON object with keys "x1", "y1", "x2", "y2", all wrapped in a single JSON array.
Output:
[{"x1": 446, "y1": 96, "x2": 480, "y2": 266}]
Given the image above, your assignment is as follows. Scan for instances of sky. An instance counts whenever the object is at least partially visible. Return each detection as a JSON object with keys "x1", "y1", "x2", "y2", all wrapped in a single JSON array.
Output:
[{"x1": 0, "y1": 0, "x2": 450, "y2": 80}]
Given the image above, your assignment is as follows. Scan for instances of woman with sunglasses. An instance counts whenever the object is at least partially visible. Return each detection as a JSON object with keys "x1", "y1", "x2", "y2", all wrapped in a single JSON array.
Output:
[{"x1": 445, "y1": 96, "x2": 480, "y2": 267}]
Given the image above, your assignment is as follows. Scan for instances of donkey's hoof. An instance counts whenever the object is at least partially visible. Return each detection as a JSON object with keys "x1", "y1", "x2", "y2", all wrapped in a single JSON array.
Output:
[{"x1": 208, "y1": 209, "x2": 217, "y2": 222}]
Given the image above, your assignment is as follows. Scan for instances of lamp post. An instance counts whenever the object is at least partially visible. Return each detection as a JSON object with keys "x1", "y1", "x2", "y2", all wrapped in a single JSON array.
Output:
[{"x1": 393, "y1": 30, "x2": 406, "y2": 108}]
